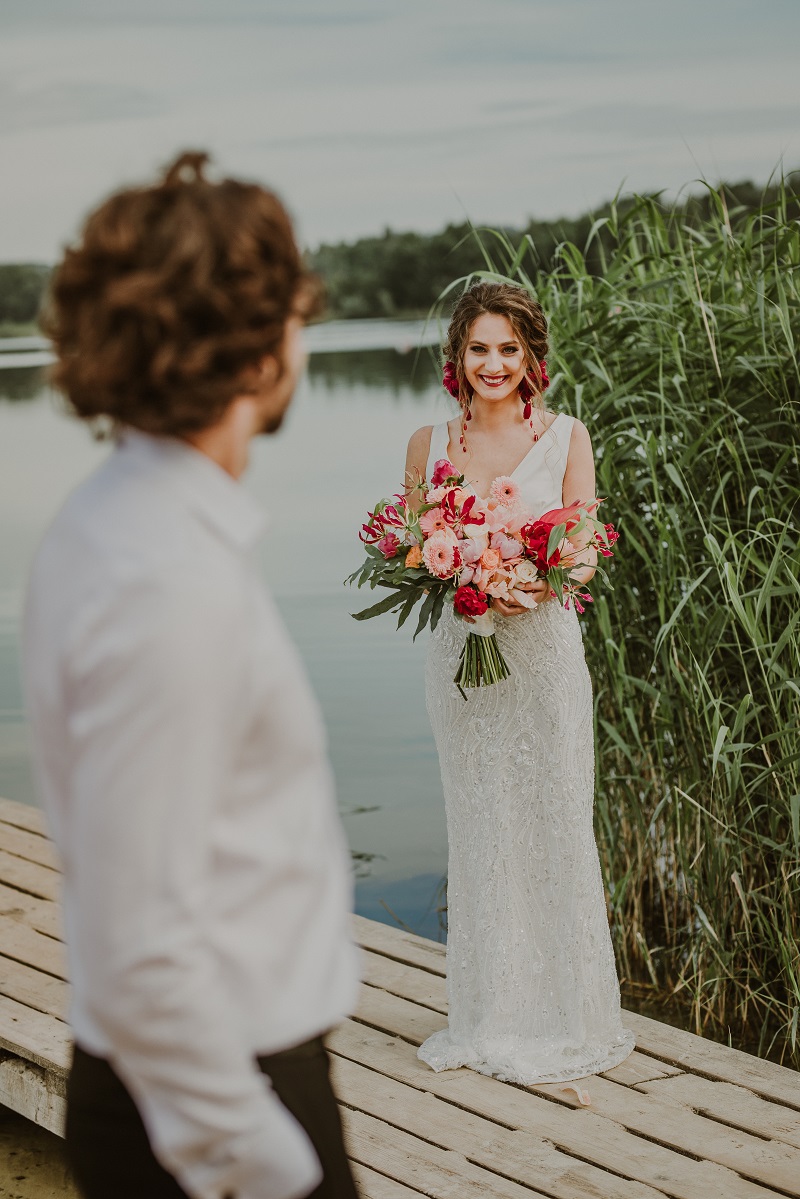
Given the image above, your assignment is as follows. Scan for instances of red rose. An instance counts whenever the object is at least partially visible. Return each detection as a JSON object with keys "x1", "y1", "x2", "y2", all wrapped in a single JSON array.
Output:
[
  {"x1": 377, "y1": 533, "x2": 401, "y2": 558},
  {"x1": 453, "y1": 585, "x2": 489, "y2": 617},
  {"x1": 519, "y1": 521, "x2": 561, "y2": 571}
]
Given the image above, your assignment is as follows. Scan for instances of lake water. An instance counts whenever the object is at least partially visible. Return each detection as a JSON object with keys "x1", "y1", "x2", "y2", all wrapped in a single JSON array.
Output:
[{"x1": 0, "y1": 329, "x2": 453, "y2": 939}]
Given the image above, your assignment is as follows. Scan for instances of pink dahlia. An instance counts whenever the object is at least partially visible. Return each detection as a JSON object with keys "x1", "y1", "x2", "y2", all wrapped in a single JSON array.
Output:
[
  {"x1": 490, "y1": 476, "x2": 521, "y2": 507},
  {"x1": 419, "y1": 506, "x2": 448, "y2": 536},
  {"x1": 423, "y1": 534, "x2": 461, "y2": 579}
]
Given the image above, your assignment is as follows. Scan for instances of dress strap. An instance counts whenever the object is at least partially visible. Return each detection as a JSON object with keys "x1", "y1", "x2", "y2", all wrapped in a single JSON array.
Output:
[
  {"x1": 555, "y1": 412, "x2": 575, "y2": 450},
  {"x1": 425, "y1": 422, "x2": 452, "y2": 483}
]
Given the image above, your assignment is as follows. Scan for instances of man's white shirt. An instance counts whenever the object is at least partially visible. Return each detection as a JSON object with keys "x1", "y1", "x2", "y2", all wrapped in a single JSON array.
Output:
[{"x1": 23, "y1": 430, "x2": 360, "y2": 1199}]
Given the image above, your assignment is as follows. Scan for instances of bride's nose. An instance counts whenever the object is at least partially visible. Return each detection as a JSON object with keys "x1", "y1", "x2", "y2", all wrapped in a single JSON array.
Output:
[{"x1": 485, "y1": 349, "x2": 504, "y2": 372}]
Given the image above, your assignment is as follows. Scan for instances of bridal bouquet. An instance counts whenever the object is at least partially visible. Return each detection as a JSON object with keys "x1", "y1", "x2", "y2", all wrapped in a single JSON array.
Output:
[{"x1": 348, "y1": 458, "x2": 618, "y2": 694}]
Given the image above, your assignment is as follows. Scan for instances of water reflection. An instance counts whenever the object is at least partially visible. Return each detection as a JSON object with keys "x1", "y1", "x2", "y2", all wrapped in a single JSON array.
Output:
[
  {"x1": 308, "y1": 346, "x2": 439, "y2": 395},
  {"x1": 0, "y1": 366, "x2": 45, "y2": 402}
]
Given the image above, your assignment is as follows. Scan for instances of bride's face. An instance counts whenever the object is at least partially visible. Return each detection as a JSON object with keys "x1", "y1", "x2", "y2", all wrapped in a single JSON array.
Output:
[{"x1": 462, "y1": 313, "x2": 527, "y2": 403}]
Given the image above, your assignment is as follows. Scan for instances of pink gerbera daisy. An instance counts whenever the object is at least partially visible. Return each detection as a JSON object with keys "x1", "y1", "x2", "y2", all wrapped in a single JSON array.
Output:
[
  {"x1": 422, "y1": 534, "x2": 461, "y2": 579},
  {"x1": 419, "y1": 507, "x2": 448, "y2": 536},
  {"x1": 490, "y1": 476, "x2": 520, "y2": 507}
]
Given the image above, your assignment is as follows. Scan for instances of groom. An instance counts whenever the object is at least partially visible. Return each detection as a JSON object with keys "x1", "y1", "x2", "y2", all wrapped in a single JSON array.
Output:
[{"x1": 22, "y1": 152, "x2": 360, "y2": 1199}]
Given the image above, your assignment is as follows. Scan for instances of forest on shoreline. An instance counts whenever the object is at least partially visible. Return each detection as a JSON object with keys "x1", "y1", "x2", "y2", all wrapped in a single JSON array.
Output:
[{"x1": 2, "y1": 175, "x2": 797, "y2": 332}]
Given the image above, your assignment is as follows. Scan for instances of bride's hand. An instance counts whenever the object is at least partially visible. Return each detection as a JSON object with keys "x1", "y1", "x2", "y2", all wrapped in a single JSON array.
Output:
[
  {"x1": 490, "y1": 578, "x2": 552, "y2": 616},
  {"x1": 490, "y1": 596, "x2": 528, "y2": 617}
]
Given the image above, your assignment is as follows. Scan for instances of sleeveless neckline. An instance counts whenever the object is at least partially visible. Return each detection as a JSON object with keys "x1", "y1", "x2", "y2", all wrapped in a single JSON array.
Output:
[{"x1": 436, "y1": 413, "x2": 567, "y2": 501}]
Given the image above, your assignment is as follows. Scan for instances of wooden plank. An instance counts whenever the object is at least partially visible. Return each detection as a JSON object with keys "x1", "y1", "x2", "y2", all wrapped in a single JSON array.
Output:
[
  {"x1": 0, "y1": 880, "x2": 62, "y2": 940},
  {"x1": 0, "y1": 1051, "x2": 66, "y2": 1136},
  {"x1": 331, "y1": 1021, "x2": 779, "y2": 1199},
  {"x1": 0, "y1": 994, "x2": 72, "y2": 1074},
  {"x1": 0, "y1": 913, "x2": 67, "y2": 979},
  {"x1": 343, "y1": 1105, "x2": 552, "y2": 1198},
  {"x1": 601, "y1": 1052, "x2": 682, "y2": 1086},
  {"x1": 0, "y1": 848, "x2": 60, "y2": 902},
  {"x1": 358, "y1": 980, "x2": 442, "y2": 1044},
  {"x1": 361, "y1": 946, "x2": 447, "y2": 1011},
  {"x1": 0, "y1": 955, "x2": 70, "y2": 1021},
  {"x1": 0, "y1": 798, "x2": 48, "y2": 837},
  {"x1": 637, "y1": 1073, "x2": 800, "y2": 1150},
  {"x1": 350, "y1": 989, "x2": 800, "y2": 1196},
  {"x1": 332, "y1": 1052, "x2": 667, "y2": 1199},
  {"x1": 526, "y1": 1075, "x2": 800, "y2": 1194},
  {"x1": 0, "y1": 820, "x2": 60, "y2": 871},
  {"x1": 624, "y1": 1012, "x2": 800, "y2": 1110},
  {"x1": 354, "y1": 913, "x2": 446, "y2": 975},
  {"x1": 351, "y1": 1163, "x2": 429, "y2": 1198}
]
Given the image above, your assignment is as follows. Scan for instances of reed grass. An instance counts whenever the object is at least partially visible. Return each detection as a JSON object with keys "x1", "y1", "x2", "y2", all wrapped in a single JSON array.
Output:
[{"x1": 433, "y1": 176, "x2": 800, "y2": 1064}]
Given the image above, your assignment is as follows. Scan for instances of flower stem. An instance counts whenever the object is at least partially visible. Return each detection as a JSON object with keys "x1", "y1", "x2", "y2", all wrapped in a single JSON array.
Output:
[{"x1": 454, "y1": 631, "x2": 510, "y2": 693}]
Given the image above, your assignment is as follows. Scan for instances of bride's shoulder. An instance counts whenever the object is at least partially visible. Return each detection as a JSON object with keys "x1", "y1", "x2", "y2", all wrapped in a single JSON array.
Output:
[
  {"x1": 550, "y1": 410, "x2": 591, "y2": 440},
  {"x1": 562, "y1": 414, "x2": 593, "y2": 469},
  {"x1": 407, "y1": 423, "x2": 434, "y2": 450},
  {"x1": 405, "y1": 424, "x2": 434, "y2": 474},
  {"x1": 410, "y1": 424, "x2": 434, "y2": 448}
]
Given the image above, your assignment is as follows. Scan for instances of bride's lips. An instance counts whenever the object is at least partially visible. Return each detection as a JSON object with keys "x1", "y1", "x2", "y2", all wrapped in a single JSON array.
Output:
[{"x1": 479, "y1": 375, "x2": 509, "y2": 388}]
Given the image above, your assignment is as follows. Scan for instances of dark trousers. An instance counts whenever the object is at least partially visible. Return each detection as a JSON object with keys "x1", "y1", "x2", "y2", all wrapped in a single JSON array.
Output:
[{"x1": 65, "y1": 1036, "x2": 358, "y2": 1199}]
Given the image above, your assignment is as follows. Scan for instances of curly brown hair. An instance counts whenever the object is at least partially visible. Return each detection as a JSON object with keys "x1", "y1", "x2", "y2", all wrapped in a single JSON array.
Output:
[
  {"x1": 443, "y1": 281, "x2": 549, "y2": 411},
  {"x1": 42, "y1": 150, "x2": 320, "y2": 437}
]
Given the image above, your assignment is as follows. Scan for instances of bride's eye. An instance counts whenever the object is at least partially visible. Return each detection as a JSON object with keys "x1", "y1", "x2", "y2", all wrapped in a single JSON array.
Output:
[
  {"x1": 469, "y1": 344, "x2": 487, "y2": 353},
  {"x1": 502, "y1": 346, "x2": 520, "y2": 354}
]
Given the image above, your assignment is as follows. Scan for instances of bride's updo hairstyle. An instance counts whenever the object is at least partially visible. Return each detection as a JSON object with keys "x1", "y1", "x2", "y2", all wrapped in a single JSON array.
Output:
[
  {"x1": 444, "y1": 281, "x2": 549, "y2": 410},
  {"x1": 42, "y1": 150, "x2": 320, "y2": 437}
]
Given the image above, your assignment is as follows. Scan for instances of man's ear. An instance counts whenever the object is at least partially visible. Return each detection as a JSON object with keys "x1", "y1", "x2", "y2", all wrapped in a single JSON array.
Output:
[{"x1": 258, "y1": 353, "x2": 280, "y2": 386}]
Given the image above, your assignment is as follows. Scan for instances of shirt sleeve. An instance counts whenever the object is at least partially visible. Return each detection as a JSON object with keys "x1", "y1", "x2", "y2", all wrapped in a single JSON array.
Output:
[{"x1": 64, "y1": 567, "x2": 322, "y2": 1199}]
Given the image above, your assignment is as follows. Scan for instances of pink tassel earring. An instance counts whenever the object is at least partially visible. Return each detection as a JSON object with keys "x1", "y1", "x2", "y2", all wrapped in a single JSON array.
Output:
[
  {"x1": 459, "y1": 394, "x2": 472, "y2": 452},
  {"x1": 520, "y1": 359, "x2": 550, "y2": 439}
]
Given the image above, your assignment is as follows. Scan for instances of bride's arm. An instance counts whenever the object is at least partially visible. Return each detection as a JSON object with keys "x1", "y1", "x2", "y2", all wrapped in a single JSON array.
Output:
[
  {"x1": 404, "y1": 426, "x2": 432, "y2": 513},
  {"x1": 562, "y1": 419, "x2": 598, "y2": 586}
]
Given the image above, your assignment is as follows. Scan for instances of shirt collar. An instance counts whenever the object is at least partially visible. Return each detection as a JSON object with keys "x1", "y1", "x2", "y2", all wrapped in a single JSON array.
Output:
[{"x1": 117, "y1": 429, "x2": 268, "y2": 551}]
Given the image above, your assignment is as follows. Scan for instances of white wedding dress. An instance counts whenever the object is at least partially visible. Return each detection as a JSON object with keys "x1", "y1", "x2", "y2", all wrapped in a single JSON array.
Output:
[{"x1": 418, "y1": 415, "x2": 635, "y2": 1084}]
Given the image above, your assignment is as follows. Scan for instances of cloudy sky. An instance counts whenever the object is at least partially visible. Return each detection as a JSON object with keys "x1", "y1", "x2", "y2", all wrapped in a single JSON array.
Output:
[{"x1": 1, "y1": 0, "x2": 798, "y2": 262}]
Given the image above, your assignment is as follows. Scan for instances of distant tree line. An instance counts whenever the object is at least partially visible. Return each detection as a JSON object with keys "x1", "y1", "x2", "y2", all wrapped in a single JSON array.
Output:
[
  {"x1": 1, "y1": 177, "x2": 796, "y2": 329},
  {"x1": 309, "y1": 177, "x2": 799, "y2": 319}
]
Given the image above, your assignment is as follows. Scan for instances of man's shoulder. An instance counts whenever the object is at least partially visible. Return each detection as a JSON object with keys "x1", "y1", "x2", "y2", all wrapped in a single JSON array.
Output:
[
  {"x1": 31, "y1": 449, "x2": 243, "y2": 624},
  {"x1": 47, "y1": 450, "x2": 194, "y2": 567}
]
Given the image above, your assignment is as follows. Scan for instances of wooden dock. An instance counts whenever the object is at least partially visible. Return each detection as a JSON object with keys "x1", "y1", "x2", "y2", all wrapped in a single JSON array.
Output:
[{"x1": 1, "y1": 796, "x2": 799, "y2": 1199}]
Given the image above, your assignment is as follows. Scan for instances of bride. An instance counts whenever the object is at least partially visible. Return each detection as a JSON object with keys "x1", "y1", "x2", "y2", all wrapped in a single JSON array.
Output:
[{"x1": 405, "y1": 282, "x2": 635, "y2": 1084}]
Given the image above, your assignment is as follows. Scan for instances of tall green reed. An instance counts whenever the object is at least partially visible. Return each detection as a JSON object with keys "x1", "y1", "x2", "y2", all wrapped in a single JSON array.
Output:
[{"x1": 433, "y1": 177, "x2": 800, "y2": 1063}]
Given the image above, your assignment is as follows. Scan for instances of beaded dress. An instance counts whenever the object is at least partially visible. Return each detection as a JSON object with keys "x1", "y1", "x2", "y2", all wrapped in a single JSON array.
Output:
[{"x1": 418, "y1": 415, "x2": 635, "y2": 1084}]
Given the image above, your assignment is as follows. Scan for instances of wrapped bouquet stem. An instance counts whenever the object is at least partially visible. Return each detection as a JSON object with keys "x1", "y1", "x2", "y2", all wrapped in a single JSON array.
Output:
[{"x1": 454, "y1": 608, "x2": 510, "y2": 696}]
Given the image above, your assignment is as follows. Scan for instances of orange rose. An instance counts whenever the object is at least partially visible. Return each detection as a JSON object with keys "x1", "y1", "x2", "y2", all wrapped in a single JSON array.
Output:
[{"x1": 405, "y1": 545, "x2": 423, "y2": 568}]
